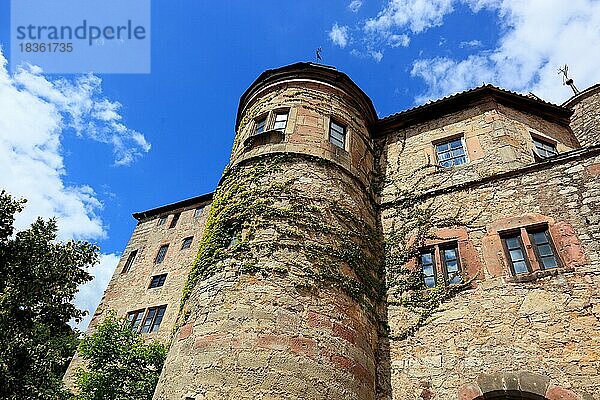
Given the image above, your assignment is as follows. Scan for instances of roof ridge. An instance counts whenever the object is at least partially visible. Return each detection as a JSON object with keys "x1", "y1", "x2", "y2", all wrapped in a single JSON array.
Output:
[{"x1": 379, "y1": 84, "x2": 564, "y2": 122}]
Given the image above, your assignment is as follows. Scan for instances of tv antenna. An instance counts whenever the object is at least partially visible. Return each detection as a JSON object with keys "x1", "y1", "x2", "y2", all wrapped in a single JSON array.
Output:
[{"x1": 558, "y1": 64, "x2": 580, "y2": 95}]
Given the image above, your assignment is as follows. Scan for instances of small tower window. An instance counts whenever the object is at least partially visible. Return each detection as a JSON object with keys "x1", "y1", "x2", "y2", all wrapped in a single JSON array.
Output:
[
  {"x1": 126, "y1": 309, "x2": 145, "y2": 332},
  {"x1": 140, "y1": 305, "x2": 167, "y2": 333},
  {"x1": 502, "y1": 234, "x2": 530, "y2": 275},
  {"x1": 501, "y1": 226, "x2": 561, "y2": 276},
  {"x1": 121, "y1": 249, "x2": 138, "y2": 274},
  {"x1": 157, "y1": 216, "x2": 167, "y2": 226},
  {"x1": 194, "y1": 206, "x2": 204, "y2": 218},
  {"x1": 529, "y1": 228, "x2": 560, "y2": 269},
  {"x1": 181, "y1": 236, "x2": 193, "y2": 249},
  {"x1": 255, "y1": 116, "x2": 267, "y2": 135},
  {"x1": 420, "y1": 242, "x2": 462, "y2": 287},
  {"x1": 420, "y1": 250, "x2": 436, "y2": 288},
  {"x1": 273, "y1": 112, "x2": 288, "y2": 132},
  {"x1": 169, "y1": 213, "x2": 180, "y2": 228},
  {"x1": 532, "y1": 137, "x2": 558, "y2": 159},
  {"x1": 149, "y1": 274, "x2": 167, "y2": 289},
  {"x1": 329, "y1": 120, "x2": 346, "y2": 149},
  {"x1": 441, "y1": 244, "x2": 461, "y2": 284},
  {"x1": 155, "y1": 244, "x2": 169, "y2": 264},
  {"x1": 435, "y1": 137, "x2": 467, "y2": 167}
]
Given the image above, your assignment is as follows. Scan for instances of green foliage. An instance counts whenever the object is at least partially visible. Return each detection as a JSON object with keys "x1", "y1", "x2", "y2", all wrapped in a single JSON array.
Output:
[
  {"x1": 375, "y1": 144, "x2": 477, "y2": 340},
  {"x1": 180, "y1": 143, "x2": 474, "y2": 340},
  {"x1": 180, "y1": 153, "x2": 384, "y2": 322},
  {"x1": 74, "y1": 312, "x2": 167, "y2": 400},
  {"x1": 0, "y1": 190, "x2": 97, "y2": 400}
]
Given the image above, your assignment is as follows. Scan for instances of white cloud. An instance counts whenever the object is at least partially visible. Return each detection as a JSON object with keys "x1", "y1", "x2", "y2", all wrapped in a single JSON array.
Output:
[
  {"x1": 360, "y1": 0, "x2": 600, "y2": 104},
  {"x1": 411, "y1": 55, "x2": 495, "y2": 103},
  {"x1": 348, "y1": 0, "x2": 363, "y2": 12},
  {"x1": 459, "y1": 39, "x2": 483, "y2": 48},
  {"x1": 329, "y1": 23, "x2": 350, "y2": 48},
  {"x1": 371, "y1": 50, "x2": 384, "y2": 62},
  {"x1": 350, "y1": 48, "x2": 386, "y2": 62},
  {"x1": 365, "y1": 0, "x2": 455, "y2": 34},
  {"x1": 73, "y1": 253, "x2": 120, "y2": 331},
  {"x1": 389, "y1": 33, "x2": 411, "y2": 48},
  {"x1": 11, "y1": 66, "x2": 151, "y2": 166},
  {"x1": 0, "y1": 47, "x2": 143, "y2": 330}
]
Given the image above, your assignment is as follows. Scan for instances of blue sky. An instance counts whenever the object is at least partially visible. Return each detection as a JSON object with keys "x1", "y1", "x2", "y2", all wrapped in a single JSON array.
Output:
[{"x1": 1, "y1": 0, "x2": 599, "y2": 329}]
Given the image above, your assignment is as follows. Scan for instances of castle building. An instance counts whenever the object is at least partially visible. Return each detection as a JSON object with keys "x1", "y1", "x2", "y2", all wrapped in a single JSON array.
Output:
[{"x1": 66, "y1": 63, "x2": 600, "y2": 400}]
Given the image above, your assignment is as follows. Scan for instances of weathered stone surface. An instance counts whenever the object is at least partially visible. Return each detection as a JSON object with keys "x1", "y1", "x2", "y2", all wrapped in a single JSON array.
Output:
[
  {"x1": 564, "y1": 84, "x2": 600, "y2": 146},
  {"x1": 63, "y1": 197, "x2": 212, "y2": 388},
  {"x1": 381, "y1": 151, "x2": 600, "y2": 399},
  {"x1": 65, "y1": 64, "x2": 600, "y2": 400},
  {"x1": 153, "y1": 70, "x2": 381, "y2": 400}
]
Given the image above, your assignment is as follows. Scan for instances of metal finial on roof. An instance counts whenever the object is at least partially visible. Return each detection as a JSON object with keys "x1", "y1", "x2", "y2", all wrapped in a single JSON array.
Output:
[
  {"x1": 558, "y1": 64, "x2": 580, "y2": 95},
  {"x1": 316, "y1": 47, "x2": 322, "y2": 64}
]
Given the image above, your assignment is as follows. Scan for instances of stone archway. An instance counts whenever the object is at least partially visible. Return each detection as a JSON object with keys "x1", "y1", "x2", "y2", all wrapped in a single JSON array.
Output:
[
  {"x1": 458, "y1": 372, "x2": 590, "y2": 400},
  {"x1": 479, "y1": 391, "x2": 547, "y2": 399}
]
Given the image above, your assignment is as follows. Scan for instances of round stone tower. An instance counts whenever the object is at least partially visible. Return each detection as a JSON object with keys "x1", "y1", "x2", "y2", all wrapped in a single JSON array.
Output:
[
  {"x1": 153, "y1": 63, "x2": 382, "y2": 400},
  {"x1": 563, "y1": 83, "x2": 600, "y2": 147}
]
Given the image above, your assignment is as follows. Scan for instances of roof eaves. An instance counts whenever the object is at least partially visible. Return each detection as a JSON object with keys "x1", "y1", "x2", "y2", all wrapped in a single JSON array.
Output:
[
  {"x1": 132, "y1": 192, "x2": 214, "y2": 221},
  {"x1": 376, "y1": 84, "x2": 571, "y2": 134}
]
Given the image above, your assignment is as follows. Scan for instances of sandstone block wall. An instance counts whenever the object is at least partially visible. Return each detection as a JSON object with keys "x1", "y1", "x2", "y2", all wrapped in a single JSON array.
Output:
[
  {"x1": 379, "y1": 149, "x2": 600, "y2": 399},
  {"x1": 232, "y1": 80, "x2": 376, "y2": 188},
  {"x1": 153, "y1": 157, "x2": 382, "y2": 400},
  {"x1": 63, "y1": 198, "x2": 211, "y2": 386},
  {"x1": 565, "y1": 84, "x2": 600, "y2": 147},
  {"x1": 378, "y1": 98, "x2": 577, "y2": 201}
]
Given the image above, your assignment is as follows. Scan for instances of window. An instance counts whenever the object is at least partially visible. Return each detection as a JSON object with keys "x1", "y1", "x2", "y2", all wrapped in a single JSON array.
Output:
[
  {"x1": 169, "y1": 213, "x2": 180, "y2": 229},
  {"x1": 227, "y1": 233, "x2": 239, "y2": 248},
  {"x1": 194, "y1": 206, "x2": 204, "y2": 218},
  {"x1": 127, "y1": 309, "x2": 145, "y2": 332},
  {"x1": 121, "y1": 249, "x2": 138, "y2": 273},
  {"x1": 420, "y1": 250, "x2": 436, "y2": 288},
  {"x1": 157, "y1": 216, "x2": 167, "y2": 226},
  {"x1": 255, "y1": 116, "x2": 266, "y2": 135},
  {"x1": 273, "y1": 112, "x2": 288, "y2": 132},
  {"x1": 435, "y1": 137, "x2": 467, "y2": 168},
  {"x1": 501, "y1": 227, "x2": 560, "y2": 276},
  {"x1": 140, "y1": 305, "x2": 167, "y2": 333},
  {"x1": 533, "y1": 137, "x2": 558, "y2": 159},
  {"x1": 329, "y1": 120, "x2": 346, "y2": 149},
  {"x1": 440, "y1": 244, "x2": 462, "y2": 284},
  {"x1": 181, "y1": 236, "x2": 193, "y2": 249},
  {"x1": 155, "y1": 244, "x2": 169, "y2": 264},
  {"x1": 529, "y1": 229, "x2": 560, "y2": 269},
  {"x1": 149, "y1": 274, "x2": 167, "y2": 288},
  {"x1": 502, "y1": 234, "x2": 530, "y2": 275},
  {"x1": 419, "y1": 242, "x2": 462, "y2": 288}
]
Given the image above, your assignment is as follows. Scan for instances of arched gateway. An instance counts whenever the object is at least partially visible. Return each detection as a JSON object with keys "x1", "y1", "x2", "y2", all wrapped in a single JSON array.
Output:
[{"x1": 458, "y1": 372, "x2": 591, "y2": 400}]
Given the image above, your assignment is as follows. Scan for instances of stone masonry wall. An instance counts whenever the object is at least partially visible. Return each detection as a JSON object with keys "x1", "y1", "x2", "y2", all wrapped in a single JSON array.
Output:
[
  {"x1": 379, "y1": 149, "x2": 600, "y2": 399},
  {"x1": 153, "y1": 156, "x2": 382, "y2": 400},
  {"x1": 378, "y1": 98, "x2": 576, "y2": 203},
  {"x1": 63, "y1": 199, "x2": 211, "y2": 386},
  {"x1": 566, "y1": 84, "x2": 600, "y2": 147},
  {"x1": 232, "y1": 80, "x2": 375, "y2": 189}
]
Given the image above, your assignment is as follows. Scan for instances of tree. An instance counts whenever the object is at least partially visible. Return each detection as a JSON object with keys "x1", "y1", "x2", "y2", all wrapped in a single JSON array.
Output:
[
  {"x1": 74, "y1": 312, "x2": 167, "y2": 400},
  {"x1": 0, "y1": 190, "x2": 97, "y2": 399}
]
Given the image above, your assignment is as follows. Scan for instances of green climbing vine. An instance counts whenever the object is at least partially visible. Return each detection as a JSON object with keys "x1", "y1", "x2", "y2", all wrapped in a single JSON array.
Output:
[
  {"x1": 375, "y1": 137, "x2": 478, "y2": 341},
  {"x1": 179, "y1": 152, "x2": 385, "y2": 323},
  {"x1": 178, "y1": 132, "x2": 477, "y2": 339}
]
